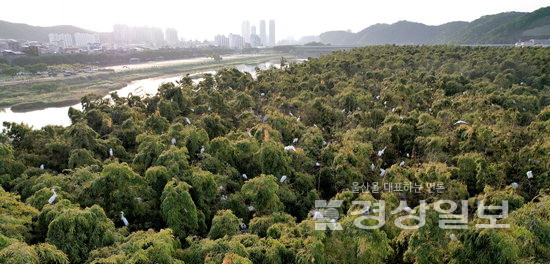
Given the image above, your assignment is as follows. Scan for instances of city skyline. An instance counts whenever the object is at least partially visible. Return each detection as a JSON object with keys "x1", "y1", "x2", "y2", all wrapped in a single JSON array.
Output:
[{"x1": 0, "y1": 0, "x2": 546, "y2": 41}]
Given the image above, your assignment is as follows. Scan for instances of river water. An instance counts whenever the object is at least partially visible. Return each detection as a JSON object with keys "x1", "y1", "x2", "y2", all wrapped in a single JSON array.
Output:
[{"x1": 0, "y1": 61, "x2": 278, "y2": 129}]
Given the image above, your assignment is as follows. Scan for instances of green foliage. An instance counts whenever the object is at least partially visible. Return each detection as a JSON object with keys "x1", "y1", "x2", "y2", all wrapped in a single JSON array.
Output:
[
  {"x1": 87, "y1": 229, "x2": 183, "y2": 264},
  {"x1": 161, "y1": 179, "x2": 199, "y2": 240},
  {"x1": 240, "y1": 174, "x2": 283, "y2": 216},
  {"x1": 208, "y1": 210, "x2": 240, "y2": 239},
  {"x1": 0, "y1": 186, "x2": 39, "y2": 242},
  {"x1": 46, "y1": 205, "x2": 118, "y2": 263}
]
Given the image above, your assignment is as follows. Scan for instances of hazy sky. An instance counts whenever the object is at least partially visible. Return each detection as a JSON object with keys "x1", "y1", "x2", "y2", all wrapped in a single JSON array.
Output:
[{"x1": 1, "y1": 0, "x2": 548, "y2": 41}]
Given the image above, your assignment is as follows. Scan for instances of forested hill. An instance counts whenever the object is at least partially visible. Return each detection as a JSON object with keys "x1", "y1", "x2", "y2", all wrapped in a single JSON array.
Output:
[
  {"x1": 319, "y1": 6, "x2": 550, "y2": 45},
  {"x1": 0, "y1": 46, "x2": 549, "y2": 264},
  {"x1": 0, "y1": 20, "x2": 95, "y2": 42}
]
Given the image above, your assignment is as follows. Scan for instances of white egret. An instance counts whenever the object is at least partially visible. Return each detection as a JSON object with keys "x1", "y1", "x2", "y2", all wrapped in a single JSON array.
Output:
[
  {"x1": 450, "y1": 233, "x2": 457, "y2": 240},
  {"x1": 109, "y1": 148, "x2": 114, "y2": 157},
  {"x1": 220, "y1": 195, "x2": 228, "y2": 201},
  {"x1": 260, "y1": 92, "x2": 265, "y2": 97},
  {"x1": 399, "y1": 161, "x2": 405, "y2": 166},
  {"x1": 120, "y1": 211, "x2": 129, "y2": 226},
  {"x1": 185, "y1": 117, "x2": 191, "y2": 124},
  {"x1": 280, "y1": 175, "x2": 287, "y2": 183},
  {"x1": 40, "y1": 164, "x2": 45, "y2": 170},
  {"x1": 527, "y1": 171, "x2": 533, "y2": 179},
  {"x1": 380, "y1": 168, "x2": 386, "y2": 177},
  {"x1": 284, "y1": 145, "x2": 296, "y2": 152},
  {"x1": 315, "y1": 162, "x2": 321, "y2": 167},
  {"x1": 296, "y1": 117, "x2": 301, "y2": 122},
  {"x1": 218, "y1": 185, "x2": 224, "y2": 191},
  {"x1": 240, "y1": 223, "x2": 247, "y2": 230},
  {"x1": 406, "y1": 153, "x2": 410, "y2": 158},
  {"x1": 200, "y1": 145, "x2": 205, "y2": 153},
  {"x1": 48, "y1": 189, "x2": 57, "y2": 204},
  {"x1": 171, "y1": 138, "x2": 177, "y2": 145},
  {"x1": 312, "y1": 211, "x2": 324, "y2": 220},
  {"x1": 370, "y1": 163, "x2": 375, "y2": 171},
  {"x1": 242, "y1": 174, "x2": 248, "y2": 180},
  {"x1": 511, "y1": 182, "x2": 519, "y2": 188},
  {"x1": 247, "y1": 206, "x2": 255, "y2": 212},
  {"x1": 322, "y1": 140, "x2": 327, "y2": 146},
  {"x1": 377, "y1": 146, "x2": 387, "y2": 157},
  {"x1": 454, "y1": 120, "x2": 467, "y2": 125},
  {"x1": 292, "y1": 138, "x2": 299, "y2": 144}
]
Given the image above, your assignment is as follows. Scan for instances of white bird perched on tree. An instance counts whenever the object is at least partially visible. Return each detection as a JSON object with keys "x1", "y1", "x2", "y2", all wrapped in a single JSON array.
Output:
[
  {"x1": 375, "y1": 95, "x2": 380, "y2": 100},
  {"x1": 190, "y1": 108, "x2": 195, "y2": 112},
  {"x1": 403, "y1": 206, "x2": 412, "y2": 213},
  {"x1": 315, "y1": 162, "x2": 321, "y2": 167},
  {"x1": 262, "y1": 115, "x2": 268, "y2": 122},
  {"x1": 208, "y1": 106, "x2": 212, "y2": 111},
  {"x1": 370, "y1": 163, "x2": 375, "y2": 171},
  {"x1": 399, "y1": 161, "x2": 405, "y2": 166},
  {"x1": 48, "y1": 189, "x2": 57, "y2": 204},
  {"x1": 391, "y1": 107, "x2": 396, "y2": 113},
  {"x1": 200, "y1": 145, "x2": 205, "y2": 153},
  {"x1": 260, "y1": 92, "x2": 265, "y2": 97},
  {"x1": 120, "y1": 211, "x2": 129, "y2": 226},
  {"x1": 380, "y1": 168, "x2": 386, "y2": 177},
  {"x1": 511, "y1": 182, "x2": 519, "y2": 188},
  {"x1": 322, "y1": 140, "x2": 327, "y2": 146},
  {"x1": 246, "y1": 129, "x2": 252, "y2": 137},
  {"x1": 280, "y1": 175, "x2": 287, "y2": 183},
  {"x1": 109, "y1": 148, "x2": 114, "y2": 157},
  {"x1": 220, "y1": 195, "x2": 228, "y2": 201},
  {"x1": 40, "y1": 164, "x2": 45, "y2": 170},
  {"x1": 292, "y1": 138, "x2": 299, "y2": 144},
  {"x1": 406, "y1": 153, "x2": 410, "y2": 158},
  {"x1": 240, "y1": 223, "x2": 247, "y2": 230},
  {"x1": 377, "y1": 146, "x2": 387, "y2": 157},
  {"x1": 526, "y1": 171, "x2": 533, "y2": 179},
  {"x1": 284, "y1": 145, "x2": 296, "y2": 152},
  {"x1": 218, "y1": 185, "x2": 224, "y2": 191},
  {"x1": 312, "y1": 211, "x2": 324, "y2": 220},
  {"x1": 296, "y1": 116, "x2": 301, "y2": 122},
  {"x1": 171, "y1": 138, "x2": 177, "y2": 145},
  {"x1": 242, "y1": 174, "x2": 248, "y2": 180},
  {"x1": 289, "y1": 111, "x2": 294, "y2": 117},
  {"x1": 247, "y1": 206, "x2": 255, "y2": 212},
  {"x1": 449, "y1": 233, "x2": 457, "y2": 241},
  {"x1": 185, "y1": 117, "x2": 191, "y2": 124},
  {"x1": 454, "y1": 120, "x2": 468, "y2": 125}
]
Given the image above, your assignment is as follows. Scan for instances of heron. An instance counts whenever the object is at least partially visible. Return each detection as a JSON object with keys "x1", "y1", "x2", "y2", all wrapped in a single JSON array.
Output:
[
  {"x1": 399, "y1": 161, "x2": 405, "y2": 166},
  {"x1": 218, "y1": 185, "x2": 224, "y2": 191},
  {"x1": 280, "y1": 175, "x2": 287, "y2": 183},
  {"x1": 454, "y1": 120, "x2": 467, "y2": 125},
  {"x1": 380, "y1": 168, "x2": 386, "y2": 177},
  {"x1": 200, "y1": 145, "x2": 205, "y2": 153},
  {"x1": 406, "y1": 153, "x2": 410, "y2": 158},
  {"x1": 377, "y1": 146, "x2": 387, "y2": 157},
  {"x1": 220, "y1": 195, "x2": 228, "y2": 201},
  {"x1": 48, "y1": 189, "x2": 57, "y2": 204},
  {"x1": 526, "y1": 171, "x2": 533, "y2": 179},
  {"x1": 120, "y1": 211, "x2": 129, "y2": 226},
  {"x1": 40, "y1": 164, "x2": 45, "y2": 170},
  {"x1": 185, "y1": 117, "x2": 191, "y2": 124},
  {"x1": 109, "y1": 148, "x2": 114, "y2": 157},
  {"x1": 171, "y1": 138, "x2": 177, "y2": 145},
  {"x1": 370, "y1": 163, "x2": 375, "y2": 171},
  {"x1": 247, "y1": 206, "x2": 255, "y2": 212},
  {"x1": 296, "y1": 117, "x2": 301, "y2": 122},
  {"x1": 240, "y1": 223, "x2": 247, "y2": 230},
  {"x1": 312, "y1": 211, "x2": 324, "y2": 220},
  {"x1": 511, "y1": 182, "x2": 519, "y2": 188},
  {"x1": 292, "y1": 138, "x2": 299, "y2": 143},
  {"x1": 449, "y1": 233, "x2": 457, "y2": 241},
  {"x1": 284, "y1": 145, "x2": 296, "y2": 152},
  {"x1": 315, "y1": 162, "x2": 321, "y2": 167},
  {"x1": 242, "y1": 174, "x2": 248, "y2": 180},
  {"x1": 246, "y1": 129, "x2": 252, "y2": 137}
]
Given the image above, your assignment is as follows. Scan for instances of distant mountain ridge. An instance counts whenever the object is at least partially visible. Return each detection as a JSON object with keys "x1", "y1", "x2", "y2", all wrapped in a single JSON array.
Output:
[
  {"x1": 319, "y1": 6, "x2": 550, "y2": 45},
  {"x1": 0, "y1": 20, "x2": 95, "y2": 42}
]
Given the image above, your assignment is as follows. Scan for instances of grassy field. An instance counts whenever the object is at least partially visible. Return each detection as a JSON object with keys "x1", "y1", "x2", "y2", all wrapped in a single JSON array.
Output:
[{"x1": 0, "y1": 54, "x2": 281, "y2": 112}]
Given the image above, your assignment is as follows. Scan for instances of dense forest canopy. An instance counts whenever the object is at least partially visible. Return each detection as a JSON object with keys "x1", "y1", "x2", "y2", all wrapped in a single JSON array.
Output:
[{"x1": 0, "y1": 45, "x2": 549, "y2": 264}]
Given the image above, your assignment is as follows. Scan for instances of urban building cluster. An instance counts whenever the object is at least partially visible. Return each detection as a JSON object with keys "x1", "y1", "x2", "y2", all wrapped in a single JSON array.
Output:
[{"x1": 214, "y1": 20, "x2": 276, "y2": 49}]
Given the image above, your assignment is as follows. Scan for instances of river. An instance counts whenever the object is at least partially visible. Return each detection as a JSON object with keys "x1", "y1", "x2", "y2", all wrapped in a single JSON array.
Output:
[{"x1": 0, "y1": 61, "x2": 279, "y2": 129}]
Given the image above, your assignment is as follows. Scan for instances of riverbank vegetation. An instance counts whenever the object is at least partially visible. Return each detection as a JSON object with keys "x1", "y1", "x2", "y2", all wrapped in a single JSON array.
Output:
[
  {"x1": 0, "y1": 45, "x2": 548, "y2": 264},
  {"x1": 0, "y1": 54, "x2": 278, "y2": 112}
]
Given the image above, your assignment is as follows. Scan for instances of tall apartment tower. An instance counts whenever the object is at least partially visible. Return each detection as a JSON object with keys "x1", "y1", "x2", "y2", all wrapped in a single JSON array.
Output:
[
  {"x1": 259, "y1": 20, "x2": 267, "y2": 46},
  {"x1": 269, "y1": 20, "x2": 276, "y2": 46},
  {"x1": 241, "y1": 20, "x2": 251, "y2": 43}
]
